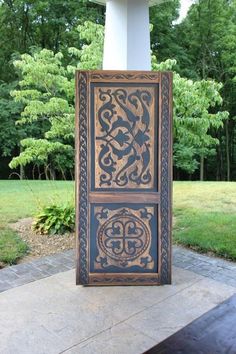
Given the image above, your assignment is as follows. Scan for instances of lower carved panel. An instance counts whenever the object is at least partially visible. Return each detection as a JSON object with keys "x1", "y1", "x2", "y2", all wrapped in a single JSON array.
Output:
[{"x1": 90, "y1": 204, "x2": 157, "y2": 273}]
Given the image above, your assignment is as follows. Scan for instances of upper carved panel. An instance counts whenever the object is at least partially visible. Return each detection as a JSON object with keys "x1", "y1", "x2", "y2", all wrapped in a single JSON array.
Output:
[{"x1": 91, "y1": 84, "x2": 158, "y2": 190}]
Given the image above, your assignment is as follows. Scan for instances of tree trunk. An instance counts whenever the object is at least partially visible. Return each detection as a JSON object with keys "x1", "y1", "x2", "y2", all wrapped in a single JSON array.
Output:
[
  {"x1": 200, "y1": 155, "x2": 204, "y2": 181},
  {"x1": 225, "y1": 120, "x2": 230, "y2": 181},
  {"x1": 44, "y1": 165, "x2": 49, "y2": 180},
  {"x1": 19, "y1": 146, "x2": 25, "y2": 179},
  {"x1": 49, "y1": 168, "x2": 56, "y2": 180},
  {"x1": 219, "y1": 138, "x2": 224, "y2": 181},
  {"x1": 20, "y1": 164, "x2": 25, "y2": 180}
]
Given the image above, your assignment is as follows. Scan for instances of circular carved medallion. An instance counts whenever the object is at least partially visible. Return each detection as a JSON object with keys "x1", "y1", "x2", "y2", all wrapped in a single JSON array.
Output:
[{"x1": 97, "y1": 213, "x2": 150, "y2": 263}]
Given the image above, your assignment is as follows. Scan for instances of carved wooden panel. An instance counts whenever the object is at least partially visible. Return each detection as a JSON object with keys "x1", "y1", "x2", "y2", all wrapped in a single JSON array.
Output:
[
  {"x1": 91, "y1": 84, "x2": 158, "y2": 190},
  {"x1": 90, "y1": 204, "x2": 157, "y2": 272},
  {"x1": 76, "y1": 70, "x2": 172, "y2": 286}
]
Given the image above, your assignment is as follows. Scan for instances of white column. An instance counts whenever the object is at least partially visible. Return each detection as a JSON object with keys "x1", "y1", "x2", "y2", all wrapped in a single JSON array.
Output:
[{"x1": 103, "y1": 0, "x2": 151, "y2": 70}]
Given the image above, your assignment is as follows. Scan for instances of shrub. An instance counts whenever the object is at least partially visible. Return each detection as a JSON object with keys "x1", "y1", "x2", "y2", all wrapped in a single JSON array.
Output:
[{"x1": 33, "y1": 204, "x2": 75, "y2": 235}]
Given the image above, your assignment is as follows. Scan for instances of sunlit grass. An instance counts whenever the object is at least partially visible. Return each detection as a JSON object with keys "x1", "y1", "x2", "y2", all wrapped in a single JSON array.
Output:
[
  {"x1": 0, "y1": 180, "x2": 74, "y2": 265},
  {"x1": 173, "y1": 182, "x2": 236, "y2": 261},
  {"x1": 173, "y1": 181, "x2": 236, "y2": 213},
  {"x1": 0, "y1": 180, "x2": 74, "y2": 223},
  {"x1": 0, "y1": 228, "x2": 28, "y2": 265},
  {"x1": 0, "y1": 180, "x2": 235, "y2": 264}
]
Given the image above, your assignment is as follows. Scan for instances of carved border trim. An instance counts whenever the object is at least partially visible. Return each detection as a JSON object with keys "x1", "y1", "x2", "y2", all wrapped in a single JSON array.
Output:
[
  {"x1": 90, "y1": 276, "x2": 159, "y2": 284},
  {"x1": 90, "y1": 73, "x2": 160, "y2": 81},
  {"x1": 78, "y1": 72, "x2": 89, "y2": 284},
  {"x1": 160, "y1": 73, "x2": 171, "y2": 284}
]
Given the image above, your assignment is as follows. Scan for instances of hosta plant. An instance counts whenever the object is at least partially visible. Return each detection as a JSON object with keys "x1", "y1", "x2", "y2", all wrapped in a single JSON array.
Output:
[{"x1": 33, "y1": 204, "x2": 75, "y2": 235}]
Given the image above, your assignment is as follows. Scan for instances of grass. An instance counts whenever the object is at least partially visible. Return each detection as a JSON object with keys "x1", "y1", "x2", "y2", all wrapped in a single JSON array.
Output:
[
  {"x1": 0, "y1": 228, "x2": 28, "y2": 265},
  {"x1": 0, "y1": 180, "x2": 74, "y2": 224},
  {"x1": 0, "y1": 180, "x2": 74, "y2": 265},
  {"x1": 173, "y1": 182, "x2": 236, "y2": 261},
  {"x1": 0, "y1": 180, "x2": 235, "y2": 265}
]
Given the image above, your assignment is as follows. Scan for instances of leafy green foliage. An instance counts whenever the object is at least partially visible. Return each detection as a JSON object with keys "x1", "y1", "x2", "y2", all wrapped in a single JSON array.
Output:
[
  {"x1": 32, "y1": 204, "x2": 75, "y2": 235},
  {"x1": 153, "y1": 59, "x2": 228, "y2": 173},
  {"x1": 9, "y1": 48, "x2": 75, "y2": 174},
  {"x1": 0, "y1": 82, "x2": 23, "y2": 157},
  {"x1": 9, "y1": 21, "x2": 104, "y2": 177},
  {"x1": 150, "y1": 0, "x2": 181, "y2": 62},
  {"x1": 0, "y1": 179, "x2": 73, "y2": 266},
  {"x1": 10, "y1": 21, "x2": 228, "y2": 177},
  {"x1": 0, "y1": 0, "x2": 105, "y2": 82},
  {"x1": 174, "y1": 0, "x2": 236, "y2": 179},
  {"x1": 73, "y1": 21, "x2": 104, "y2": 70}
]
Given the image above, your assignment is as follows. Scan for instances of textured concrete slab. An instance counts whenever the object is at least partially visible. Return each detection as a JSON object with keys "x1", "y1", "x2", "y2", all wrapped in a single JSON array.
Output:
[
  {"x1": 66, "y1": 323, "x2": 157, "y2": 354},
  {"x1": 0, "y1": 266, "x2": 235, "y2": 354},
  {"x1": 125, "y1": 278, "x2": 236, "y2": 343},
  {"x1": 145, "y1": 294, "x2": 236, "y2": 354}
]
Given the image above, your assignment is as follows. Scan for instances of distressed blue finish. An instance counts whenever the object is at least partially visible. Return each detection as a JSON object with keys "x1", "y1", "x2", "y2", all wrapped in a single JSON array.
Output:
[{"x1": 90, "y1": 203, "x2": 158, "y2": 273}]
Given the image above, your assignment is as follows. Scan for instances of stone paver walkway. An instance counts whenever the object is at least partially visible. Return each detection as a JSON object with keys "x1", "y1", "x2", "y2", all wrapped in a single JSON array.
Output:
[
  {"x1": 173, "y1": 246, "x2": 236, "y2": 288},
  {"x1": 0, "y1": 250, "x2": 74, "y2": 292},
  {"x1": 1, "y1": 246, "x2": 236, "y2": 292}
]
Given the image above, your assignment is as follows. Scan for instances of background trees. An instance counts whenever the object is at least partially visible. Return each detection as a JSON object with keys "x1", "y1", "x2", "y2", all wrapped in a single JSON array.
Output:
[
  {"x1": 174, "y1": 0, "x2": 236, "y2": 180},
  {"x1": 8, "y1": 21, "x2": 104, "y2": 179},
  {"x1": 0, "y1": 0, "x2": 235, "y2": 181}
]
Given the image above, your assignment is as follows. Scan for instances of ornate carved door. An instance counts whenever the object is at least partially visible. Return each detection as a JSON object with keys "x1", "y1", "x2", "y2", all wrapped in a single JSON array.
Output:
[{"x1": 76, "y1": 71, "x2": 172, "y2": 285}]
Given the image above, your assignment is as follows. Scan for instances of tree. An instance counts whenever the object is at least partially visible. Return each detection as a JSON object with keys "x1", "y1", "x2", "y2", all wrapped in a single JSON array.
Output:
[
  {"x1": 153, "y1": 59, "x2": 228, "y2": 177},
  {"x1": 9, "y1": 21, "x2": 104, "y2": 179},
  {"x1": 0, "y1": 1, "x2": 105, "y2": 178},
  {"x1": 9, "y1": 48, "x2": 75, "y2": 179},
  {"x1": 0, "y1": 0, "x2": 105, "y2": 82},
  {"x1": 0, "y1": 82, "x2": 22, "y2": 158},
  {"x1": 10, "y1": 21, "x2": 228, "y2": 179},
  {"x1": 174, "y1": 0, "x2": 236, "y2": 180},
  {"x1": 150, "y1": 0, "x2": 181, "y2": 62}
]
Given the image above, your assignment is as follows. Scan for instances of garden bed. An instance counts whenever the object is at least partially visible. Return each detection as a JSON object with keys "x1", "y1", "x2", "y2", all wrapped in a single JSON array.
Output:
[{"x1": 9, "y1": 218, "x2": 74, "y2": 264}]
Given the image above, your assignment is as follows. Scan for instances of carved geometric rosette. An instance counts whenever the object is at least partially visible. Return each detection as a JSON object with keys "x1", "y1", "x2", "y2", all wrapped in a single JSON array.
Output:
[
  {"x1": 90, "y1": 205, "x2": 157, "y2": 273},
  {"x1": 76, "y1": 70, "x2": 172, "y2": 286}
]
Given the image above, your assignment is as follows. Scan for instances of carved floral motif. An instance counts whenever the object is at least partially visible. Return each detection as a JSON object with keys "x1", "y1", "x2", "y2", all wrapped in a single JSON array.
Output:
[{"x1": 93, "y1": 86, "x2": 156, "y2": 189}]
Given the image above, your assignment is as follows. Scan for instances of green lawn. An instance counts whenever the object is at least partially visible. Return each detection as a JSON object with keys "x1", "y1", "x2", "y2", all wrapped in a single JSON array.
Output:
[
  {"x1": 0, "y1": 228, "x2": 28, "y2": 265},
  {"x1": 173, "y1": 182, "x2": 236, "y2": 261},
  {"x1": 0, "y1": 180, "x2": 74, "y2": 223},
  {"x1": 0, "y1": 180, "x2": 74, "y2": 265},
  {"x1": 0, "y1": 180, "x2": 235, "y2": 265}
]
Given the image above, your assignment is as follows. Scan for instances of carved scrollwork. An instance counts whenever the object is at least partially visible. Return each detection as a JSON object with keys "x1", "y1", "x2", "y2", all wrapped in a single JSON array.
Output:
[{"x1": 93, "y1": 85, "x2": 157, "y2": 190}]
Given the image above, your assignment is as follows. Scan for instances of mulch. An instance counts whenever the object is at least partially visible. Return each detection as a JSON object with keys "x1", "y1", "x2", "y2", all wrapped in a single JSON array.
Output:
[{"x1": 9, "y1": 218, "x2": 75, "y2": 264}]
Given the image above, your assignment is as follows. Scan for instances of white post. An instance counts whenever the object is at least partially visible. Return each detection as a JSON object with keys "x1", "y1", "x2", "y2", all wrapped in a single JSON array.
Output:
[
  {"x1": 90, "y1": 0, "x2": 167, "y2": 70},
  {"x1": 103, "y1": 0, "x2": 151, "y2": 70}
]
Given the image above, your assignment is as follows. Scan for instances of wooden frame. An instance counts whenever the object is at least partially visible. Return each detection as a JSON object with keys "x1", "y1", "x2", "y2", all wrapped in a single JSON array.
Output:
[{"x1": 75, "y1": 70, "x2": 172, "y2": 286}]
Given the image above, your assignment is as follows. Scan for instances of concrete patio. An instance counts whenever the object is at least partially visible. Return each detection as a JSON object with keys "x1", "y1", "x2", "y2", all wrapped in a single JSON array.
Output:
[{"x1": 0, "y1": 247, "x2": 236, "y2": 354}]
